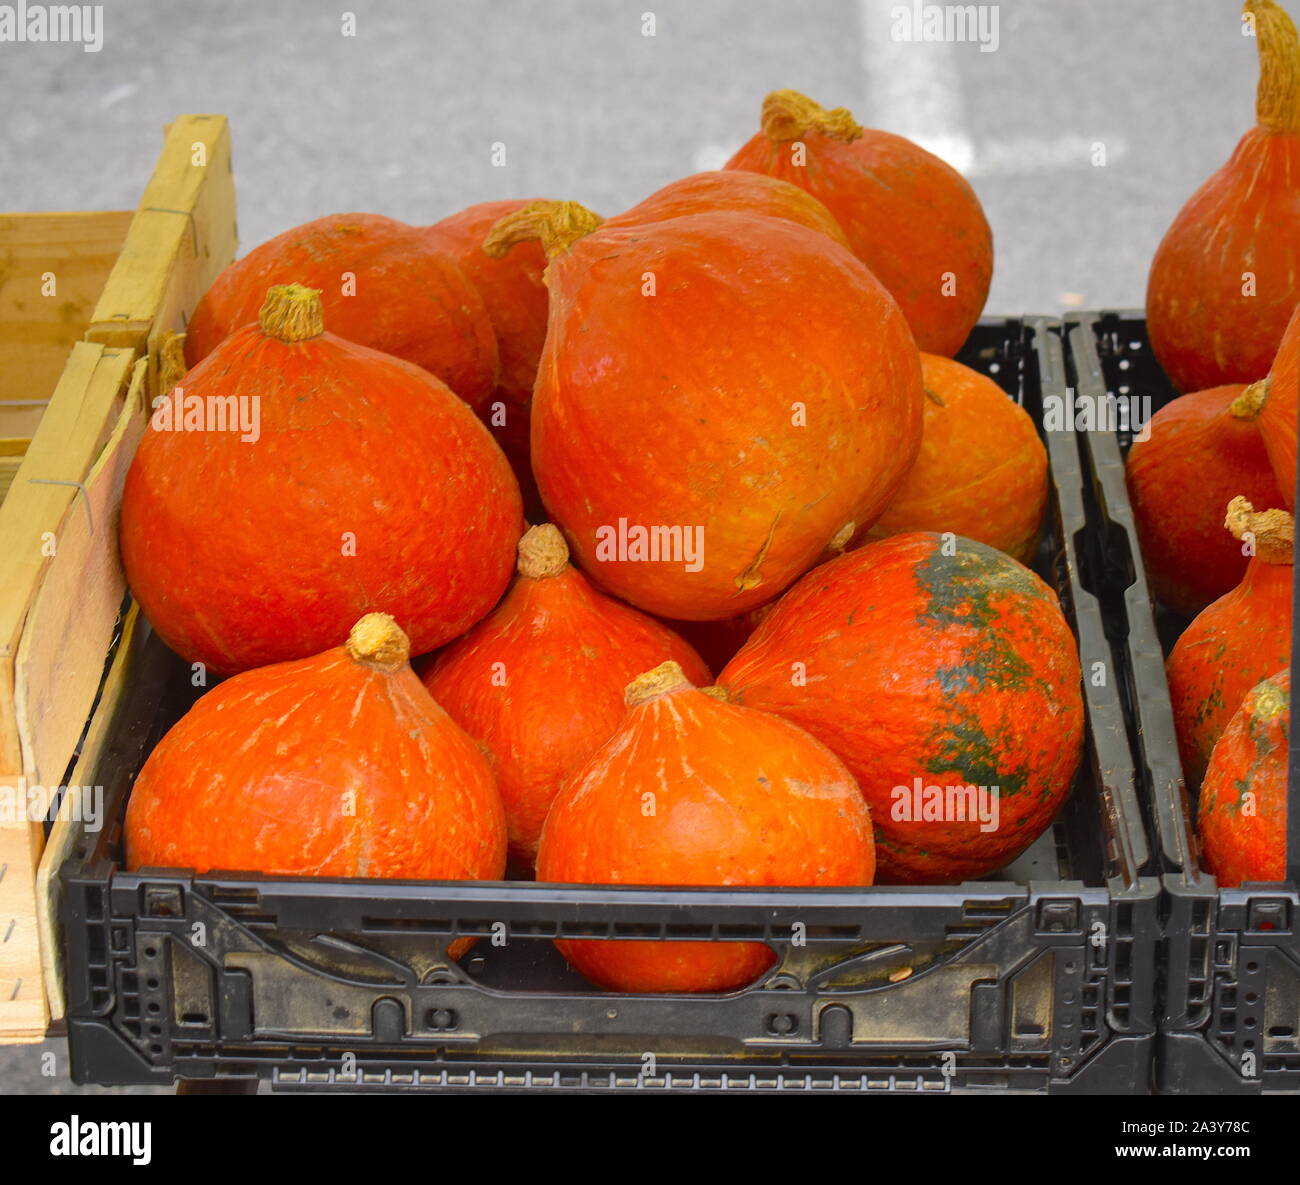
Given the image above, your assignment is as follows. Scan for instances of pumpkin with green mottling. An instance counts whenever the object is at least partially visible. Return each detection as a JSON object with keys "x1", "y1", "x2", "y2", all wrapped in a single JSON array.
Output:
[
  {"x1": 1198, "y1": 669, "x2": 1289, "y2": 887},
  {"x1": 718, "y1": 533, "x2": 1084, "y2": 883}
]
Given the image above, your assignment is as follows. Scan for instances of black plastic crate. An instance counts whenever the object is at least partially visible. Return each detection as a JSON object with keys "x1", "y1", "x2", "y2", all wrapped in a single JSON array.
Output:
[
  {"x1": 1066, "y1": 309, "x2": 1299, "y2": 1094},
  {"x1": 59, "y1": 317, "x2": 1162, "y2": 1094}
]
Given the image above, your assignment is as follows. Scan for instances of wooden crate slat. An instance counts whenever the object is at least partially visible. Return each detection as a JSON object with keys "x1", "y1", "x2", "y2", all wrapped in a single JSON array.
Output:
[
  {"x1": 88, "y1": 114, "x2": 236, "y2": 365},
  {"x1": 0, "y1": 116, "x2": 238, "y2": 1044},
  {"x1": 17, "y1": 358, "x2": 148, "y2": 794}
]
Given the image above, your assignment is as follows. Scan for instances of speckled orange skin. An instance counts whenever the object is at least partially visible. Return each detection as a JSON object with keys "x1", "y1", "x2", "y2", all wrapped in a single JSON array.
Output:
[
  {"x1": 866, "y1": 354, "x2": 1047, "y2": 563},
  {"x1": 531, "y1": 211, "x2": 923, "y2": 621},
  {"x1": 121, "y1": 325, "x2": 523, "y2": 674},
  {"x1": 719, "y1": 534, "x2": 1084, "y2": 884},
  {"x1": 1198, "y1": 670, "x2": 1289, "y2": 887},
  {"x1": 535, "y1": 681, "x2": 875, "y2": 993},
  {"x1": 1147, "y1": 129, "x2": 1300, "y2": 394},
  {"x1": 427, "y1": 201, "x2": 550, "y2": 504},
  {"x1": 1167, "y1": 553, "x2": 1293, "y2": 792},
  {"x1": 605, "y1": 170, "x2": 850, "y2": 248},
  {"x1": 185, "y1": 213, "x2": 499, "y2": 409},
  {"x1": 726, "y1": 130, "x2": 991, "y2": 357},
  {"x1": 421, "y1": 566, "x2": 709, "y2": 864},
  {"x1": 125, "y1": 641, "x2": 508, "y2": 925},
  {"x1": 1126, "y1": 386, "x2": 1283, "y2": 616},
  {"x1": 1259, "y1": 304, "x2": 1300, "y2": 509}
]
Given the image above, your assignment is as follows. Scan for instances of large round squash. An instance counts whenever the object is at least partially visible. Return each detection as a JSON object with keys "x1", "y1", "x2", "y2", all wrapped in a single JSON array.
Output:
[
  {"x1": 1167, "y1": 498, "x2": 1293, "y2": 790},
  {"x1": 126, "y1": 614, "x2": 508, "y2": 899},
  {"x1": 486, "y1": 200, "x2": 923, "y2": 621},
  {"x1": 866, "y1": 353, "x2": 1047, "y2": 563},
  {"x1": 536, "y1": 661, "x2": 875, "y2": 993},
  {"x1": 1198, "y1": 669, "x2": 1289, "y2": 887},
  {"x1": 604, "y1": 170, "x2": 849, "y2": 247},
  {"x1": 185, "y1": 213, "x2": 499, "y2": 409},
  {"x1": 1126, "y1": 384, "x2": 1283, "y2": 615},
  {"x1": 725, "y1": 89, "x2": 992, "y2": 356},
  {"x1": 122, "y1": 285, "x2": 522, "y2": 674},
  {"x1": 421, "y1": 525, "x2": 709, "y2": 864},
  {"x1": 1146, "y1": 1, "x2": 1300, "y2": 393},
  {"x1": 1248, "y1": 302, "x2": 1300, "y2": 509},
  {"x1": 719, "y1": 534, "x2": 1084, "y2": 883}
]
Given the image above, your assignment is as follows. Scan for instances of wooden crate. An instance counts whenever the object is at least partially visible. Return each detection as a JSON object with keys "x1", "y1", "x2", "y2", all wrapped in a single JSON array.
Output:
[{"x1": 0, "y1": 115, "x2": 237, "y2": 1043}]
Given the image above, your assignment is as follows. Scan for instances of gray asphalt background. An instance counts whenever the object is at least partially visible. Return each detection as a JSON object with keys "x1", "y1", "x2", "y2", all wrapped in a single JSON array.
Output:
[{"x1": 0, "y1": 0, "x2": 1276, "y2": 1092}]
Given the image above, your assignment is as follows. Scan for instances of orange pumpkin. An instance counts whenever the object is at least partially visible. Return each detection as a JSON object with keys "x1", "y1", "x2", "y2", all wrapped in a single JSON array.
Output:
[
  {"x1": 427, "y1": 200, "x2": 550, "y2": 505},
  {"x1": 535, "y1": 661, "x2": 875, "y2": 993},
  {"x1": 1146, "y1": 1, "x2": 1300, "y2": 393},
  {"x1": 1167, "y1": 498, "x2": 1293, "y2": 790},
  {"x1": 420, "y1": 525, "x2": 710, "y2": 864},
  {"x1": 1126, "y1": 384, "x2": 1284, "y2": 615},
  {"x1": 185, "y1": 213, "x2": 499, "y2": 409},
  {"x1": 866, "y1": 354, "x2": 1047, "y2": 563},
  {"x1": 121, "y1": 285, "x2": 522, "y2": 674},
  {"x1": 604, "y1": 170, "x2": 849, "y2": 247},
  {"x1": 725, "y1": 89, "x2": 992, "y2": 357},
  {"x1": 126, "y1": 614, "x2": 508, "y2": 914},
  {"x1": 719, "y1": 534, "x2": 1084, "y2": 884},
  {"x1": 1246, "y1": 302, "x2": 1300, "y2": 509},
  {"x1": 486, "y1": 200, "x2": 923, "y2": 621},
  {"x1": 1198, "y1": 669, "x2": 1289, "y2": 887}
]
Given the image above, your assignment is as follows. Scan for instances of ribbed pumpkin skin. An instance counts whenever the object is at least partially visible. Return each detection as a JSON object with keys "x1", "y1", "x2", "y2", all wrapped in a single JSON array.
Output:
[
  {"x1": 531, "y1": 211, "x2": 923, "y2": 621},
  {"x1": 1126, "y1": 386, "x2": 1283, "y2": 615},
  {"x1": 1259, "y1": 303, "x2": 1300, "y2": 508},
  {"x1": 426, "y1": 201, "x2": 549, "y2": 498},
  {"x1": 125, "y1": 638, "x2": 508, "y2": 889},
  {"x1": 121, "y1": 321, "x2": 522, "y2": 674},
  {"x1": 1198, "y1": 670, "x2": 1289, "y2": 887},
  {"x1": 866, "y1": 354, "x2": 1047, "y2": 563},
  {"x1": 719, "y1": 534, "x2": 1084, "y2": 883},
  {"x1": 726, "y1": 129, "x2": 991, "y2": 357},
  {"x1": 605, "y1": 170, "x2": 850, "y2": 247},
  {"x1": 1167, "y1": 547, "x2": 1293, "y2": 792},
  {"x1": 185, "y1": 213, "x2": 499, "y2": 409},
  {"x1": 1147, "y1": 129, "x2": 1300, "y2": 394},
  {"x1": 421, "y1": 563, "x2": 710, "y2": 864},
  {"x1": 535, "y1": 677, "x2": 875, "y2": 993}
]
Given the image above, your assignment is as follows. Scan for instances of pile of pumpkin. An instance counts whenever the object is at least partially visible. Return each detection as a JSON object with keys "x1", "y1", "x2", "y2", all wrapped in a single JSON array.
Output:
[
  {"x1": 119, "y1": 88, "x2": 1086, "y2": 994},
  {"x1": 1137, "y1": 0, "x2": 1297, "y2": 887}
]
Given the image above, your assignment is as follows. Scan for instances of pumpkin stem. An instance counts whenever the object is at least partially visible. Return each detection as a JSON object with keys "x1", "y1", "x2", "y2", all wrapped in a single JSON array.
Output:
[
  {"x1": 158, "y1": 330, "x2": 187, "y2": 394},
  {"x1": 517, "y1": 523, "x2": 570, "y2": 579},
  {"x1": 699, "y1": 685, "x2": 731, "y2": 702},
  {"x1": 625, "y1": 660, "x2": 695, "y2": 706},
  {"x1": 345, "y1": 612, "x2": 410, "y2": 671},
  {"x1": 1230, "y1": 378, "x2": 1268, "y2": 419},
  {"x1": 1249, "y1": 0, "x2": 1300, "y2": 133},
  {"x1": 760, "y1": 89, "x2": 864, "y2": 143},
  {"x1": 259, "y1": 283, "x2": 325, "y2": 342},
  {"x1": 1251, "y1": 675, "x2": 1290, "y2": 723},
  {"x1": 1225, "y1": 494, "x2": 1294, "y2": 565},
  {"x1": 826, "y1": 521, "x2": 856, "y2": 555},
  {"x1": 482, "y1": 200, "x2": 604, "y2": 261}
]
